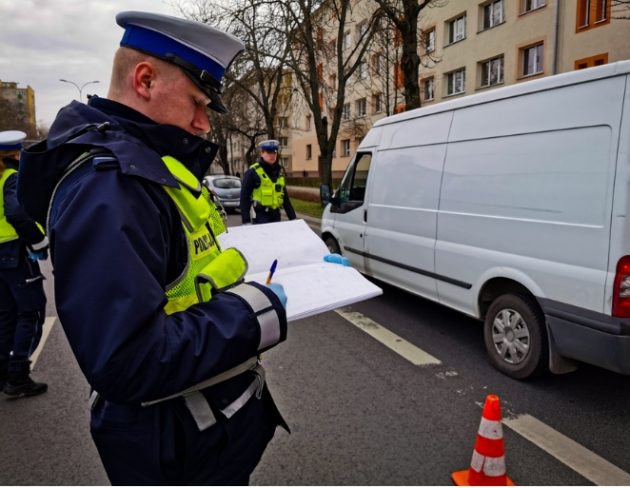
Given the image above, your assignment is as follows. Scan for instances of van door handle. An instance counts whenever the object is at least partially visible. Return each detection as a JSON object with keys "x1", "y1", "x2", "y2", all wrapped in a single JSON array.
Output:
[{"x1": 364, "y1": 209, "x2": 368, "y2": 222}]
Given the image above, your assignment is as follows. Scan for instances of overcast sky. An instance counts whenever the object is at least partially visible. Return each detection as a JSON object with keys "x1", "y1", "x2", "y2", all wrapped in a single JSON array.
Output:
[{"x1": 0, "y1": 0, "x2": 181, "y2": 130}]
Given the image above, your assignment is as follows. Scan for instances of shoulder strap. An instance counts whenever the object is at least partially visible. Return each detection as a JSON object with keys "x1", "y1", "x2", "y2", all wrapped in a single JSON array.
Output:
[{"x1": 46, "y1": 148, "x2": 117, "y2": 235}]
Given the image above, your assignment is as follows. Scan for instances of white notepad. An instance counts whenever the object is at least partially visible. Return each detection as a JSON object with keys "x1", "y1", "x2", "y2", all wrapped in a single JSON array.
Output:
[{"x1": 218, "y1": 220, "x2": 383, "y2": 321}]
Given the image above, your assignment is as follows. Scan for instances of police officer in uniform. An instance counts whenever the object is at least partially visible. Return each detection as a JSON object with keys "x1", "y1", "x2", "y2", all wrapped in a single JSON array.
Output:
[
  {"x1": 18, "y1": 12, "x2": 288, "y2": 485},
  {"x1": 0, "y1": 130, "x2": 48, "y2": 398},
  {"x1": 240, "y1": 139, "x2": 297, "y2": 224}
]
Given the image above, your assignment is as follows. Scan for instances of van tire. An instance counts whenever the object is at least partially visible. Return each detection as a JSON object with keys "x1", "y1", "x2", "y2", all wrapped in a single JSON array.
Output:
[
  {"x1": 324, "y1": 236, "x2": 341, "y2": 254},
  {"x1": 483, "y1": 294, "x2": 548, "y2": 380}
]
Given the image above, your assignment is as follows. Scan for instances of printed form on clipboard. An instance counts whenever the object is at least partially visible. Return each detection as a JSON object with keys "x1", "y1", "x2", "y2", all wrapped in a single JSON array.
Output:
[{"x1": 218, "y1": 219, "x2": 383, "y2": 321}]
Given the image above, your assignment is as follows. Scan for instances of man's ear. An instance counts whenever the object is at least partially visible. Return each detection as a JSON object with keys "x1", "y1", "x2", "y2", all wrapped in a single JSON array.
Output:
[{"x1": 133, "y1": 62, "x2": 155, "y2": 100}]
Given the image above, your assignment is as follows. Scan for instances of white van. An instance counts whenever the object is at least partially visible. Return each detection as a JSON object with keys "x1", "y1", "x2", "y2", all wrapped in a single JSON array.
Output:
[{"x1": 321, "y1": 61, "x2": 630, "y2": 379}]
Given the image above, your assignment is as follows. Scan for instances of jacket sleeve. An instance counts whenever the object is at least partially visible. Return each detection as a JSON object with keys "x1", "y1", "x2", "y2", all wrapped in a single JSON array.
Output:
[
  {"x1": 283, "y1": 188, "x2": 297, "y2": 220},
  {"x1": 4, "y1": 173, "x2": 48, "y2": 249},
  {"x1": 239, "y1": 168, "x2": 257, "y2": 224},
  {"x1": 49, "y1": 167, "x2": 287, "y2": 404}
]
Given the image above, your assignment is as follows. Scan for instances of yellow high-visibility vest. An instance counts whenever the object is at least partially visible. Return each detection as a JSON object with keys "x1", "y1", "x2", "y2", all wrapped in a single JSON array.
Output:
[
  {"x1": 161, "y1": 156, "x2": 247, "y2": 315},
  {"x1": 0, "y1": 168, "x2": 19, "y2": 244},
  {"x1": 250, "y1": 163, "x2": 285, "y2": 209}
]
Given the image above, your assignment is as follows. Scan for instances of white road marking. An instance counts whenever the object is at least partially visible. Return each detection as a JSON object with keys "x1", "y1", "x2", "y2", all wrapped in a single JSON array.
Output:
[
  {"x1": 504, "y1": 414, "x2": 630, "y2": 486},
  {"x1": 335, "y1": 309, "x2": 441, "y2": 366},
  {"x1": 30, "y1": 316, "x2": 56, "y2": 368},
  {"x1": 336, "y1": 307, "x2": 630, "y2": 484}
]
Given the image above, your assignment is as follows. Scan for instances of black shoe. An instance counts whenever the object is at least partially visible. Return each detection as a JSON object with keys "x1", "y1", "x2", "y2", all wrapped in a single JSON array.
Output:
[{"x1": 4, "y1": 376, "x2": 48, "y2": 399}]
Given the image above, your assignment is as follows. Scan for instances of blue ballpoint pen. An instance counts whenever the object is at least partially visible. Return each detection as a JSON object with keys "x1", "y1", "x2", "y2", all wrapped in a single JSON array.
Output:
[{"x1": 266, "y1": 259, "x2": 278, "y2": 284}]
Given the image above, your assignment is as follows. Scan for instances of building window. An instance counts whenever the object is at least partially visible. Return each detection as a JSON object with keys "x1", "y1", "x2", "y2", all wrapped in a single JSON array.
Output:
[
  {"x1": 522, "y1": 0, "x2": 546, "y2": 13},
  {"x1": 280, "y1": 157, "x2": 289, "y2": 167},
  {"x1": 357, "y1": 61, "x2": 368, "y2": 80},
  {"x1": 446, "y1": 68, "x2": 466, "y2": 95},
  {"x1": 342, "y1": 103, "x2": 351, "y2": 120},
  {"x1": 329, "y1": 73, "x2": 337, "y2": 89},
  {"x1": 575, "y1": 53, "x2": 608, "y2": 69},
  {"x1": 521, "y1": 42, "x2": 544, "y2": 76},
  {"x1": 305, "y1": 114, "x2": 311, "y2": 130},
  {"x1": 480, "y1": 55, "x2": 504, "y2": 87},
  {"x1": 446, "y1": 14, "x2": 466, "y2": 44},
  {"x1": 424, "y1": 28, "x2": 435, "y2": 53},
  {"x1": 372, "y1": 93, "x2": 383, "y2": 113},
  {"x1": 343, "y1": 31, "x2": 352, "y2": 49},
  {"x1": 372, "y1": 53, "x2": 382, "y2": 74},
  {"x1": 306, "y1": 144, "x2": 312, "y2": 160},
  {"x1": 422, "y1": 77, "x2": 435, "y2": 101},
  {"x1": 356, "y1": 21, "x2": 368, "y2": 41},
  {"x1": 482, "y1": 0, "x2": 504, "y2": 30},
  {"x1": 279, "y1": 137, "x2": 288, "y2": 148},
  {"x1": 577, "y1": 0, "x2": 610, "y2": 30},
  {"x1": 278, "y1": 117, "x2": 288, "y2": 128},
  {"x1": 356, "y1": 98, "x2": 367, "y2": 117},
  {"x1": 341, "y1": 139, "x2": 351, "y2": 157}
]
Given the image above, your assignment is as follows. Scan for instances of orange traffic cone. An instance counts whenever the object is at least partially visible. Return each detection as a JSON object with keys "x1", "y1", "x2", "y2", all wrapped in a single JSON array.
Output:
[{"x1": 451, "y1": 394, "x2": 515, "y2": 486}]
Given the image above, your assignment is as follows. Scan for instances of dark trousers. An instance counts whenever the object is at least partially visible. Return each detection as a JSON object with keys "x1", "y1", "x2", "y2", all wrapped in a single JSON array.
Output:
[
  {"x1": 90, "y1": 387, "x2": 283, "y2": 485},
  {"x1": 0, "y1": 257, "x2": 46, "y2": 373},
  {"x1": 253, "y1": 206, "x2": 282, "y2": 225}
]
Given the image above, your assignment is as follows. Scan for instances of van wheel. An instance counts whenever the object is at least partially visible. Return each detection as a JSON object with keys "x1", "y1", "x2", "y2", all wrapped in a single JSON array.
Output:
[
  {"x1": 484, "y1": 294, "x2": 548, "y2": 380},
  {"x1": 324, "y1": 236, "x2": 341, "y2": 254}
]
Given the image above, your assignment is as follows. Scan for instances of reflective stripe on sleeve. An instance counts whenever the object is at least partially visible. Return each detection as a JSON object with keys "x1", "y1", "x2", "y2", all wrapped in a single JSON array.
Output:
[
  {"x1": 227, "y1": 283, "x2": 281, "y2": 351},
  {"x1": 31, "y1": 236, "x2": 49, "y2": 251}
]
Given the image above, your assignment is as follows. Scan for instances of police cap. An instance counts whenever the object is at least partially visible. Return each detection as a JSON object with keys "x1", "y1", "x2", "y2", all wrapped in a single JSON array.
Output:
[
  {"x1": 0, "y1": 130, "x2": 26, "y2": 151},
  {"x1": 258, "y1": 140, "x2": 280, "y2": 152},
  {"x1": 116, "y1": 11, "x2": 245, "y2": 114}
]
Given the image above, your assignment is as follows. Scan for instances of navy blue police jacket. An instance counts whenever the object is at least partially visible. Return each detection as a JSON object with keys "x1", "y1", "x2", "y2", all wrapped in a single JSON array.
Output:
[{"x1": 17, "y1": 98, "x2": 288, "y2": 414}]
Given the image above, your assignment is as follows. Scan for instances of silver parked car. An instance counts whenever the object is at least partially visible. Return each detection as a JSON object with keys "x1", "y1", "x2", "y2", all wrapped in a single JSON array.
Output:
[{"x1": 202, "y1": 175, "x2": 242, "y2": 213}]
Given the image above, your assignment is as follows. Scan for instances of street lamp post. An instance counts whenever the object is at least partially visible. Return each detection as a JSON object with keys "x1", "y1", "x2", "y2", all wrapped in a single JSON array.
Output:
[{"x1": 59, "y1": 79, "x2": 100, "y2": 102}]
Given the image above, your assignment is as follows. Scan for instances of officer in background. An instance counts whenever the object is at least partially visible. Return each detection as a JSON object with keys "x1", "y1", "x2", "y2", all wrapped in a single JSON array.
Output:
[
  {"x1": 240, "y1": 139, "x2": 297, "y2": 224},
  {"x1": 0, "y1": 130, "x2": 48, "y2": 398},
  {"x1": 18, "y1": 12, "x2": 288, "y2": 485}
]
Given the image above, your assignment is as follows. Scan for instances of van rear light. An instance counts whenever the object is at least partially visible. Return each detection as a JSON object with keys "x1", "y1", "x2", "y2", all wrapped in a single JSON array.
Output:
[{"x1": 612, "y1": 256, "x2": 630, "y2": 317}]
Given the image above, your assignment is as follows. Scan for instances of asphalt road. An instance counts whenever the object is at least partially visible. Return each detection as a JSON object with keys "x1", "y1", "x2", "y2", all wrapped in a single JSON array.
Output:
[{"x1": 2, "y1": 212, "x2": 629, "y2": 485}]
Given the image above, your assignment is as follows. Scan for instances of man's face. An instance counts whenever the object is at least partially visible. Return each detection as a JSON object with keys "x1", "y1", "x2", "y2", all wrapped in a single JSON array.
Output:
[
  {"x1": 261, "y1": 149, "x2": 278, "y2": 164},
  {"x1": 146, "y1": 67, "x2": 212, "y2": 136}
]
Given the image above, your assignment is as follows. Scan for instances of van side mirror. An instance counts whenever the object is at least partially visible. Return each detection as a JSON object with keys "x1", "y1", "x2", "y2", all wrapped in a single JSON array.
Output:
[{"x1": 320, "y1": 184, "x2": 331, "y2": 206}]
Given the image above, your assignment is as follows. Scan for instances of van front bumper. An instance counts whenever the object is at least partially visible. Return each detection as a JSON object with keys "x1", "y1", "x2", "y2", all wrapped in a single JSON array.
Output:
[{"x1": 540, "y1": 298, "x2": 630, "y2": 375}]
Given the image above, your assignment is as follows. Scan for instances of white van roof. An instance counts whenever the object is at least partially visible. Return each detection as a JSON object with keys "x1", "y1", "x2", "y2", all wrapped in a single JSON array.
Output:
[{"x1": 373, "y1": 60, "x2": 630, "y2": 129}]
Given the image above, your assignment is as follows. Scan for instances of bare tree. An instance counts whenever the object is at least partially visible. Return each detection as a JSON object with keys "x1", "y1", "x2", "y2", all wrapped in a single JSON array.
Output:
[
  {"x1": 280, "y1": 0, "x2": 382, "y2": 189},
  {"x1": 177, "y1": 0, "x2": 294, "y2": 170},
  {"x1": 209, "y1": 79, "x2": 267, "y2": 175},
  {"x1": 372, "y1": 0, "x2": 447, "y2": 111}
]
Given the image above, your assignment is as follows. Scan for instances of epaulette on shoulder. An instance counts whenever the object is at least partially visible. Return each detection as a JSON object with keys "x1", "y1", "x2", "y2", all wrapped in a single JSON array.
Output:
[{"x1": 92, "y1": 154, "x2": 120, "y2": 171}]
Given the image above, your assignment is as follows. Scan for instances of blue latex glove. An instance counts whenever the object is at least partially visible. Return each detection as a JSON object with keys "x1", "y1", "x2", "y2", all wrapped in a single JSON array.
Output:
[
  {"x1": 323, "y1": 253, "x2": 351, "y2": 266},
  {"x1": 27, "y1": 249, "x2": 48, "y2": 262},
  {"x1": 266, "y1": 283, "x2": 287, "y2": 308}
]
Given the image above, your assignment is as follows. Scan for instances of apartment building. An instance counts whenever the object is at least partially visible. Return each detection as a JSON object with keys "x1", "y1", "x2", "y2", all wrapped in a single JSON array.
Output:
[
  {"x1": 286, "y1": 0, "x2": 630, "y2": 178},
  {"x1": 0, "y1": 80, "x2": 37, "y2": 138}
]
